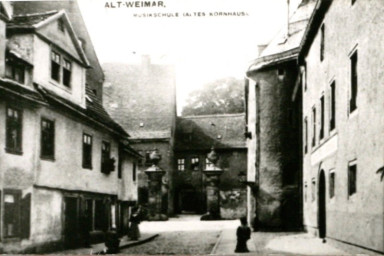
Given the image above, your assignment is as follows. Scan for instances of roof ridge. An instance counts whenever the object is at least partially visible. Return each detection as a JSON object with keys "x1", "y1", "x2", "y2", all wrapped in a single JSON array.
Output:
[
  {"x1": 13, "y1": 10, "x2": 58, "y2": 18},
  {"x1": 182, "y1": 113, "x2": 245, "y2": 119}
]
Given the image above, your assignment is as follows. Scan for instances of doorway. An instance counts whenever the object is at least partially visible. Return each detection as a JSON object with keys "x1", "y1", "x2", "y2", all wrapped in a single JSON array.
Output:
[
  {"x1": 318, "y1": 170, "x2": 326, "y2": 238},
  {"x1": 64, "y1": 197, "x2": 79, "y2": 248}
]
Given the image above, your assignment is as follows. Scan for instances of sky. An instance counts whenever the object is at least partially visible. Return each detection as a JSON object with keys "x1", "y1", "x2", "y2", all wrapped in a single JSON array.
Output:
[{"x1": 77, "y1": 0, "x2": 301, "y2": 113}]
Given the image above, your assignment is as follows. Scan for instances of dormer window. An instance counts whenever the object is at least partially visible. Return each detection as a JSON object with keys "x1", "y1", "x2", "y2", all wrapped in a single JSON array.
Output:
[
  {"x1": 51, "y1": 51, "x2": 61, "y2": 82},
  {"x1": 51, "y1": 50, "x2": 72, "y2": 88},
  {"x1": 58, "y1": 18, "x2": 65, "y2": 33}
]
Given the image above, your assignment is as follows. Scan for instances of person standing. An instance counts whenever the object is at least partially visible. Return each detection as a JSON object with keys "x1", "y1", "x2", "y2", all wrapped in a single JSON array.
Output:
[
  {"x1": 129, "y1": 206, "x2": 141, "y2": 240},
  {"x1": 234, "y1": 217, "x2": 251, "y2": 253}
]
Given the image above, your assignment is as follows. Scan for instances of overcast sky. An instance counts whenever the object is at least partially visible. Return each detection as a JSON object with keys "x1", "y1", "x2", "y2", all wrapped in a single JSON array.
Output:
[{"x1": 77, "y1": 0, "x2": 301, "y2": 113}]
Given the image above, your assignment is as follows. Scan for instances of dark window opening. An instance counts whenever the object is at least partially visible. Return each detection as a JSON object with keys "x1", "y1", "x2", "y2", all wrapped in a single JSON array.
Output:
[
  {"x1": 191, "y1": 157, "x2": 199, "y2": 170},
  {"x1": 94, "y1": 200, "x2": 107, "y2": 231},
  {"x1": 329, "y1": 171, "x2": 335, "y2": 198},
  {"x1": 41, "y1": 118, "x2": 55, "y2": 159},
  {"x1": 51, "y1": 51, "x2": 61, "y2": 82},
  {"x1": 3, "y1": 190, "x2": 21, "y2": 238},
  {"x1": 133, "y1": 163, "x2": 137, "y2": 181},
  {"x1": 312, "y1": 107, "x2": 316, "y2": 147},
  {"x1": 348, "y1": 162, "x2": 357, "y2": 196},
  {"x1": 330, "y1": 81, "x2": 336, "y2": 130},
  {"x1": 5, "y1": 60, "x2": 25, "y2": 84},
  {"x1": 304, "y1": 117, "x2": 308, "y2": 154},
  {"x1": 320, "y1": 95, "x2": 325, "y2": 140},
  {"x1": 311, "y1": 179, "x2": 316, "y2": 202},
  {"x1": 350, "y1": 50, "x2": 358, "y2": 113},
  {"x1": 118, "y1": 147, "x2": 122, "y2": 179},
  {"x1": 62, "y1": 59, "x2": 71, "y2": 87},
  {"x1": 320, "y1": 25, "x2": 325, "y2": 61},
  {"x1": 303, "y1": 64, "x2": 307, "y2": 91},
  {"x1": 101, "y1": 141, "x2": 111, "y2": 173},
  {"x1": 58, "y1": 18, "x2": 65, "y2": 32},
  {"x1": 82, "y1": 133, "x2": 92, "y2": 169},
  {"x1": 304, "y1": 182, "x2": 308, "y2": 202},
  {"x1": 6, "y1": 107, "x2": 22, "y2": 153}
]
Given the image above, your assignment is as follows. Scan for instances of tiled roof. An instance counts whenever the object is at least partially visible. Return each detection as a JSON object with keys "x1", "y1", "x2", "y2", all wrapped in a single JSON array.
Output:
[
  {"x1": 175, "y1": 113, "x2": 246, "y2": 151},
  {"x1": 8, "y1": 10, "x2": 58, "y2": 28},
  {"x1": 103, "y1": 60, "x2": 176, "y2": 140},
  {"x1": 248, "y1": 0, "x2": 316, "y2": 72},
  {"x1": 35, "y1": 84, "x2": 128, "y2": 137}
]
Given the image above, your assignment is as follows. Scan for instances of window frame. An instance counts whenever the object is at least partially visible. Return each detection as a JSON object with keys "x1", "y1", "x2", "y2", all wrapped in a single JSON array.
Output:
[
  {"x1": 82, "y1": 133, "x2": 93, "y2": 169},
  {"x1": 320, "y1": 24, "x2": 325, "y2": 61},
  {"x1": 320, "y1": 94, "x2": 325, "y2": 140},
  {"x1": 101, "y1": 141, "x2": 111, "y2": 173},
  {"x1": 312, "y1": 106, "x2": 316, "y2": 147},
  {"x1": 50, "y1": 50, "x2": 72, "y2": 88},
  {"x1": 132, "y1": 162, "x2": 137, "y2": 181},
  {"x1": 349, "y1": 50, "x2": 358, "y2": 114},
  {"x1": 329, "y1": 169, "x2": 335, "y2": 199},
  {"x1": 5, "y1": 58, "x2": 26, "y2": 84},
  {"x1": 177, "y1": 158, "x2": 185, "y2": 171},
  {"x1": 3, "y1": 189, "x2": 21, "y2": 238},
  {"x1": 304, "y1": 117, "x2": 308, "y2": 154},
  {"x1": 40, "y1": 118, "x2": 55, "y2": 160},
  {"x1": 329, "y1": 80, "x2": 336, "y2": 131},
  {"x1": 348, "y1": 160, "x2": 357, "y2": 197},
  {"x1": 5, "y1": 106, "x2": 23, "y2": 154}
]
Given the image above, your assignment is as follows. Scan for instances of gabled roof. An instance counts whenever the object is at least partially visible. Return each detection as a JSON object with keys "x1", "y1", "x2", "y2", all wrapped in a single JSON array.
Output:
[
  {"x1": 247, "y1": 0, "x2": 316, "y2": 73},
  {"x1": 8, "y1": 10, "x2": 90, "y2": 67},
  {"x1": 175, "y1": 113, "x2": 246, "y2": 151},
  {"x1": 298, "y1": 0, "x2": 332, "y2": 63}
]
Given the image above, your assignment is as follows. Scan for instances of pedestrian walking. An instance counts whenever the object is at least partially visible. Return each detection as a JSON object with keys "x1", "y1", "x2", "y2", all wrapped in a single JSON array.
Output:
[
  {"x1": 234, "y1": 216, "x2": 251, "y2": 253},
  {"x1": 129, "y1": 205, "x2": 141, "y2": 240}
]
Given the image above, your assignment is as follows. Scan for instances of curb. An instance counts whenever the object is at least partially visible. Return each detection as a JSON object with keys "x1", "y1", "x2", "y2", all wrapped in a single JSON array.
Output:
[
  {"x1": 95, "y1": 234, "x2": 159, "y2": 254},
  {"x1": 210, "y1": 230, "x2": 223, "y2": 255}
]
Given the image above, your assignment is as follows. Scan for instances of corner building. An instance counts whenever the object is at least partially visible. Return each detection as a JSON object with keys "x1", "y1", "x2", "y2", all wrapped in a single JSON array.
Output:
[{"x1": 299, "y1": 0, "x2": 384, "y2": 252}]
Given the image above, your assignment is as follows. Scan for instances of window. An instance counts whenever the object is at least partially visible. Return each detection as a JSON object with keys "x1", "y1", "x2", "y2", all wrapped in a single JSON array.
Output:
[
  {"x1": 82, "y1": 133, "x2": 92, "y2": 169},
  {"x1": 133, "y1": 163, "x2": 137, "y2": 181},
  {"x1": 191, "y1": 157, "x2": 199, "y2": 170},
  {"x1": 5, "y1": 59, "x2": 25, "y2": 84},
  {"x1": 320, "y1": 95, "x2": 325, "y2": 140},
  {"x1": 177, "y1": 158, "x2": 185, "y2": 171},
  {"x1": 320, "y1": 24, "x2": 325, "y2": 61},
  {"x1": 101, "y1": 141, "x2": 111, "y2": 173},
  {"x1": 94, "y1": 200, "x2": 107, "y2": 231},
  {"x1": 302, "y1": 64, "x2": 307, "y2": 91},
  {"x1": 330, "y1": 81, "x2": 336, "y2": 131},
  {"x1": 350, "y1": 50, "x2": 358, "y2": 113},
  {"x1": 3, "y1": 190, "x2": 31, "y2": 239},
  {"x1": 62, "y1": 59, "x2": 71, "y2": 87},
  {"x1": 304, "y1": 117, "x2": 308, "y2": 154},
  {"x1": 329, "y1": 170, "x2": 335, "y2": 198},
  {"x1": 6, "y1": 107, "x2": 22, "y2": 153},
  {"x1": 311, "y1": 178, "x2": 316, "y2": 202},
  {"x1": 58, "y1": 18, "x2": 65, "y2": 32},
  {"x1": 304, "y1": 182, "x2": 308, "y2": 202},
  {"x1": 312, "y1": 107, "x2": 316, "y2": 147},
  {"x1": 51, "y1": 51, "x2": 61, "y2": 82},
  {"x1": 348, "y1": 161, "x2": 357, "y2": 196},
  {"x1": 51, "y1": 50, "x2": 72, "y2": 87},
  {"x1": 41, "y1": 118, "x2": 55, "y2": 159}
]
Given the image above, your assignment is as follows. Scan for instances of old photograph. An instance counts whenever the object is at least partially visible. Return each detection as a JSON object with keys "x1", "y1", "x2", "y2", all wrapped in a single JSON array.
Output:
[{"x1": 0, "y1": 0, "x2": 383, "y2": 254}]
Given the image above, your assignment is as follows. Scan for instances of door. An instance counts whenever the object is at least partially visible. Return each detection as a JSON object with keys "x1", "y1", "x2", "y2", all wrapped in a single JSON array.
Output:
[
  {"x1": 318, "y1": 170, "x2": 326, "y2": 238},
  {"x1": 64, "y1": 197, "x2": 79, "y2": 248}
]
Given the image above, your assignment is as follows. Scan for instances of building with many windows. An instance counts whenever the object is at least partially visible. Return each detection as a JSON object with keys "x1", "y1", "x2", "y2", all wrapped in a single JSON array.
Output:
[
  {"x1": 298, "y1": 0, "x2": 384, "y2": 253},
  {"x1": 0, "y1": 2, "x2": 139, "y2": 253},
  {"x1": 245, "y1": 0, "x2": 316, "y2": 230}
]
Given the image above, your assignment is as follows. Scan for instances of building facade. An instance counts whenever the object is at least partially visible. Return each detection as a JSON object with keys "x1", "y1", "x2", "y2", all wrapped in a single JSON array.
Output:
[
  {"x1": 103, "y1": 57, "x2": 177, "y2": 216},
  {"x1": 0, "y1": 2, "x2": 138, "y2": 253},
  {"x1": 175, "y1": 114, "x2": 247, "y2": 219},
  {"x1": 299, "y1": 0, "x2": 384, "y2": 252},
  {"x1": 245, "y1": 0, "x2": 315, "y2": 230}
]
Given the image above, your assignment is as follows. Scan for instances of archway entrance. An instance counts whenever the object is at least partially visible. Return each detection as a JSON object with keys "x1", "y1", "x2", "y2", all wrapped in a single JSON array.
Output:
[{"x1": 318, "y1": 170, "x2": 326, "y2": 238}]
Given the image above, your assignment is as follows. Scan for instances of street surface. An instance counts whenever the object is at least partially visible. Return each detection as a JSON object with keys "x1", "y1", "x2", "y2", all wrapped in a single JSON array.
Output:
[{"x1": 121, "y1": 215, "x2": 377, "y2": 255}]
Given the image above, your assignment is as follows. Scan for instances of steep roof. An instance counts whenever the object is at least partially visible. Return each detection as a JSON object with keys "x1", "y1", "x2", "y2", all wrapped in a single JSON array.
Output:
[
  {"x1": 103, "y1": 59, "x2": 176, "y2": 140},
  {"x1": 247, "y1": 0, "x2": 316, "y2": 73},
  {"x1": 12, "y1": 1, "x2": 105, "y2": 103},
  {"x1": 7, "y1": 10, "x2": 90, "y2": 67},
  {"x1": 175, "y1": 113, "x2": 246, "y2": 151}
]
